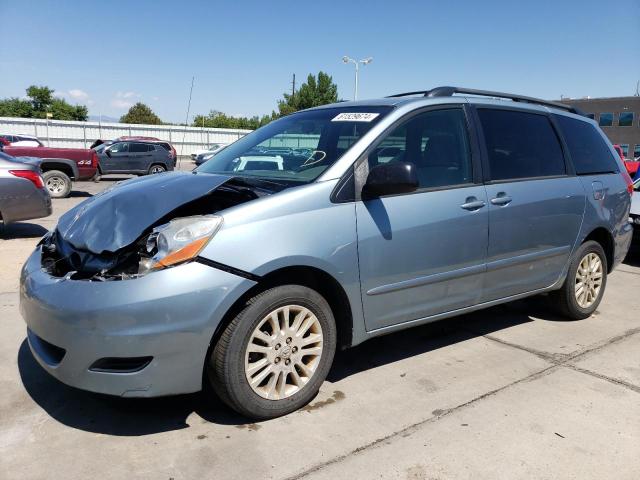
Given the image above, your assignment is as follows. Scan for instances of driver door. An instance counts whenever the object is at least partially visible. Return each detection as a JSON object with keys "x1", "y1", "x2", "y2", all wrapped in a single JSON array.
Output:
[{"x1": 102, "y1": 142, "x2": 129, "y2": 173}]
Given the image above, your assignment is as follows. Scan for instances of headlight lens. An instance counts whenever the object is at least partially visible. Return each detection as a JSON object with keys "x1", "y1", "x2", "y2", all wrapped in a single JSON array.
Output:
[{"x1": 140, "y1": 215, "x2": 223, "y2": 274}]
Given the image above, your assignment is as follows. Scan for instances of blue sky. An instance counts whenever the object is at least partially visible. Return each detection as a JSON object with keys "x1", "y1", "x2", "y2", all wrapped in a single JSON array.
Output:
[{"x1": 1, "y1": 0, "x2": 638, "y2": 123}]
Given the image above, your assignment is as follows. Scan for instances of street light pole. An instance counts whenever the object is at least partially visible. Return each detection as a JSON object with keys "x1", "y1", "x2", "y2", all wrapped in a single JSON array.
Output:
[{"x1": 342, "y1": 56, "x2": 373, "y2": 101}]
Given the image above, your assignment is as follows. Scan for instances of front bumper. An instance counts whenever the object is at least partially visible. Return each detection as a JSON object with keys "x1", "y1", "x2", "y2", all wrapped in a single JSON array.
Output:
[{"x1": 20, "y1": 247, "x2": 256, "y2": 397}]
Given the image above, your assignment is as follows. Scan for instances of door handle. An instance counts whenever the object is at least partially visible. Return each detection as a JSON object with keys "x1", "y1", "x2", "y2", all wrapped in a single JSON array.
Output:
[
  {"x1": 460, "y1": 197, "x2": 486, "y2": 211},
  {"x1": 490, "y1": 193, "x2": 512, "y2": 206}
]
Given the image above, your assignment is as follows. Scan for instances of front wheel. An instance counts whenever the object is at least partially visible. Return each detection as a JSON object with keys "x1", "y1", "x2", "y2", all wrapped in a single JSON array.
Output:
[
  {"x1": 208, "y1": 285, "x2": 337, "y2": 419},
  {"x1": 42, "y1": 170, "x2": 72, "y2": 198},
  {"x1": 551, "y1": 240, "x2": 607, "y2": 320}
]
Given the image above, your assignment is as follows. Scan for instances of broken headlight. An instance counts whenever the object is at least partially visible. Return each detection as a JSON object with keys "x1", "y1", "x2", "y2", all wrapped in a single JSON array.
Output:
[{"x1": 139, "y1": 215, "x2": 223, "y2": 275}]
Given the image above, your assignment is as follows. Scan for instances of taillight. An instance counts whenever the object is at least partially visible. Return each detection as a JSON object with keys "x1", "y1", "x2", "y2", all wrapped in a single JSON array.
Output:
[
  {"x1": 91, "y1": 150, "x2": 98, "y2": 167},
  {"x1": 621, "y1": 169, "x2": 634, "y2": 195},
  {"x1": 9, "y1": 170, "x2": 44, "y2": 189}
]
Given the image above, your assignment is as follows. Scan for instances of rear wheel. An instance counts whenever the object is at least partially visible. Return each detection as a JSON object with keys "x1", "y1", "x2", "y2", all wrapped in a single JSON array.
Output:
[
  {"x1": 208, "y1": 285, "x2": 336, "y2": 419},
  {"x1": 552, "y1": 240, "x2": 607, "y2": 319},
  {"x1": 148, "y1": 164, "x2": 166, "y2": 174},
  {"x1": 42, "y1": 170, "x2": 72, "y2": 198}
]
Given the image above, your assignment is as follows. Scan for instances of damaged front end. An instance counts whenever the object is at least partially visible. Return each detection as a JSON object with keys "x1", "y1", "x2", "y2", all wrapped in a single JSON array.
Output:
[{"x1": 40, "y1": 172, "x2": 271, "y2": 281}]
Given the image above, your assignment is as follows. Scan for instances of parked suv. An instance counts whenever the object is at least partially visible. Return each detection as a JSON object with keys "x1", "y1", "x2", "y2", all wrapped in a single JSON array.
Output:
[
  {"x1": 94, "y1": 140, "x2": 175, "y2": 175},
  {"x1": 20, "y1": 87, "x2": 633, "y2": 419}
]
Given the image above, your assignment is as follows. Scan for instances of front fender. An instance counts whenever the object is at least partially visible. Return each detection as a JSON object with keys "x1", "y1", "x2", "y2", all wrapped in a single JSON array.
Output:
[{"x1": 199, "y1": 180, "x2": 367, "y2": 345}]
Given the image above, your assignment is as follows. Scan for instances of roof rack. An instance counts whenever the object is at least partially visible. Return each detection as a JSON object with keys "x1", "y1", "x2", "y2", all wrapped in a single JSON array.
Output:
[{"x1": 387, "y1": 86, "x2": 584, "y2": 115}]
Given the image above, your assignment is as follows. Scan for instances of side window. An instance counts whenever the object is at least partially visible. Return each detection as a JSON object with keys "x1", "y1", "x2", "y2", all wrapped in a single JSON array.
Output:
[
  {"x1": 129, "y1": 143, "x2": 148, "y2": 153},
  {"x1": 618, "y1": 112, "x2": 633, "y2": 127},
  {"x1": 554, "y1": 115, "x2": 619, "y2": 175},
  {"x1": 598, "y1": 113, "x2": 613, "y2": 127},
  {"x1": 368, "y1": 108, "x2": 472, "y2": 189},
  {"x1": 109, "y1": 142, "x2": 129, "y2": 153},
  {"x1": 477, "y1": 109, "x2": 566, "y2": 181}
]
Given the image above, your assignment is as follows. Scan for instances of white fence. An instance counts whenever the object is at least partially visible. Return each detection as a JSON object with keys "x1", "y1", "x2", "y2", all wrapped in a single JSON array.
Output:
[{"x1": 0, "y1": 116, "x2": 252, "y2": 156}]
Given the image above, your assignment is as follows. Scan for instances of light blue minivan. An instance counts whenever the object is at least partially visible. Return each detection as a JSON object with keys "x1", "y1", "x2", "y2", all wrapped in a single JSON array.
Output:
[{"x1": 20, "y1": 87, "x2": 634, "y2": 419}]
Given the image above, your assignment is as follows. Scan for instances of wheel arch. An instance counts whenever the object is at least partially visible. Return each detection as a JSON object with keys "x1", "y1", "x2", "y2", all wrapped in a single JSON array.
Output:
[
  {"x1": 206, "y1": 265, "x2": 354, "y2": 362},
  {"x1": 40, "y1": 159, "x2": 77, "y2": 179},
  {"x1": 582, "y1": 227, "x2": 614, "y2": 272}
]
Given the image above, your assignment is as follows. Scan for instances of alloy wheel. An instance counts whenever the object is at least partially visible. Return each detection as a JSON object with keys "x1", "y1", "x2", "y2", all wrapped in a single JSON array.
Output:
[
  {"x1": 574, "y1": 252, "x2": 603, "y2": 308},
  {"x1": 244, "y1": 305, "x2": 323, "y2": 400}
]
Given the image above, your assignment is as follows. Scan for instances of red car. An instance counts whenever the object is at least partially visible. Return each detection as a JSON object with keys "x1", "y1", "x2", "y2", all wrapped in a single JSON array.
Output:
[
  {"x1": 613, "y1": 144, "x2": 639, "y2": 178},
  {"x1": 1, "y1": 145, "x2": 98, "y2": 198}
]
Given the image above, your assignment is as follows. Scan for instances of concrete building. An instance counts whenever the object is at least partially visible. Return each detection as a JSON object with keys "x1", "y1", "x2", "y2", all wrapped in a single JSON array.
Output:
[{"x1": 559, "y1": 96, "x2": 640, "y2": 159}]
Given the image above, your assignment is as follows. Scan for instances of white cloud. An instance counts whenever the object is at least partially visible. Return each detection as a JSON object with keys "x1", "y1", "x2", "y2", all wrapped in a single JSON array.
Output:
[
  {"x1": 53, "y1": 89, "x2": 92, "y2": 105},
  {"x1": 110, "y1": 91, "x2": 141, "y2": 109},
  {"x1": 111, "y1": 98, "x2": 133, "y2": 109},
  {"x1": 68, "y1": 89, "x2": 89, "y2": 101}
]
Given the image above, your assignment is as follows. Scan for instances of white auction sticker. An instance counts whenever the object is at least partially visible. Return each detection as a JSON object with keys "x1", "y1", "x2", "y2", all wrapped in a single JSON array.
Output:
[{"x1": 331, "y1": 112, "x2": 380, "y2": 122}]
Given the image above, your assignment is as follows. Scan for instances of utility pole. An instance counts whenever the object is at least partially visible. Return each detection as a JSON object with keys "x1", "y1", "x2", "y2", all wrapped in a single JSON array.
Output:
[
  {"x1": 635, "y1": 80, "x2": 639, "y2": 97},
  {"x1": 180, "y1": 76, "x2": 195, "y2": 166},
  {"x1": 291, "y1": 73, "x2": 296, "y2": 98}
]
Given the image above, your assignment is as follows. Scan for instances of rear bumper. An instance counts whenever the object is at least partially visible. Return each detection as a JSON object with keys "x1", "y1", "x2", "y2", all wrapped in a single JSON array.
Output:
[{"x1": 20, "y1": 247, "x2": 256, "y2": 397}]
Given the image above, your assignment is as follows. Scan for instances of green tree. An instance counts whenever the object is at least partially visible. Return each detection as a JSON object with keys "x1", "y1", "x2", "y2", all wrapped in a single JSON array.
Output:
[
  {"x1": 0, "y1": 85, "x2": 88, "y2": 121},
  {"x1": 26, "y1": 85, "x2": 55, "y2": 114},
  {"x1": 0, "y1": 98, "x2": 34, "y2": 118},
  {"x1": 192, "y1": 110, "x2": 277, "y2": 129},
  {"x1": 119, "y1": 102, "x2": 162, "y2": 124},
  {"x1": 277, "y1": 71, "x2": 338, "y2": 116},
  {"x1": 50, "y1": 98, "x2": 89, "y2": 121}
]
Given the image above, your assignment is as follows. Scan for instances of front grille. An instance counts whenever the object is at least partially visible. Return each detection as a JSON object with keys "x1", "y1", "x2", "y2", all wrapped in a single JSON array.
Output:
[
  {"x1": 27, "y1": 328, "x2": 66, "y2": 366},
  {"x1": 89, "y1": 356, "x2": 153, "y2": 373}
]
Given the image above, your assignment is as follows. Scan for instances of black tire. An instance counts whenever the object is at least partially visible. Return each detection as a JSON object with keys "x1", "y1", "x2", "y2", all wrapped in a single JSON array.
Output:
[
  {"x1": 208, "y1": 285, "x2": 337, "y2": 419},
  {"x1": 42, "y1": 170, "x2": 72, "y2": 198},
  {"x1": 551, "y1": 240, "x2": 607, "y2": 320},
  {"x1": 148, "y1": 164, "x2": 166, "y2": 175}
]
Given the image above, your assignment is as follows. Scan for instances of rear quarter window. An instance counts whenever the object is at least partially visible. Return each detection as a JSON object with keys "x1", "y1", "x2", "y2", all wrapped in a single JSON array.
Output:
[
  {"x1": 554, "y1": 115, "x2": 619, "y2": 175},
  {"x1": 477, "y1": 109, "x2": 566, "y2": 181}
]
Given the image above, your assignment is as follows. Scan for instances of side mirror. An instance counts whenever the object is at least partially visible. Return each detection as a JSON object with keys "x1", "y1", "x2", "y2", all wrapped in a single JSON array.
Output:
[
  {"x1": 362, "y1": 161, "x2": 419, "y2": 199},
  {"x1": 105, "y1": 148, "x2": 112, "y2": 157}
]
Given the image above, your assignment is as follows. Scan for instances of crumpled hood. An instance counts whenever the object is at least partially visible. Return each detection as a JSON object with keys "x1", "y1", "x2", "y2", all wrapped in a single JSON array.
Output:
[{"x1": 57, "y1": 172, "x2": 232, "y2": 254}]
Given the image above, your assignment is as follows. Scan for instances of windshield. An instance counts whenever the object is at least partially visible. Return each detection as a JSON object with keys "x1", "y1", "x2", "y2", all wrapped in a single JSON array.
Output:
[{"x1": 196, "y1": 106, "x2": 391, "y2": 184}]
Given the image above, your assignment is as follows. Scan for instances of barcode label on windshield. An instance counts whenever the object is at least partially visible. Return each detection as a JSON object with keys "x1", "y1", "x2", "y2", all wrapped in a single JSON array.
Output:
[{"x1": 331, "y1": 112, "x2": 380, "y2": 122}]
